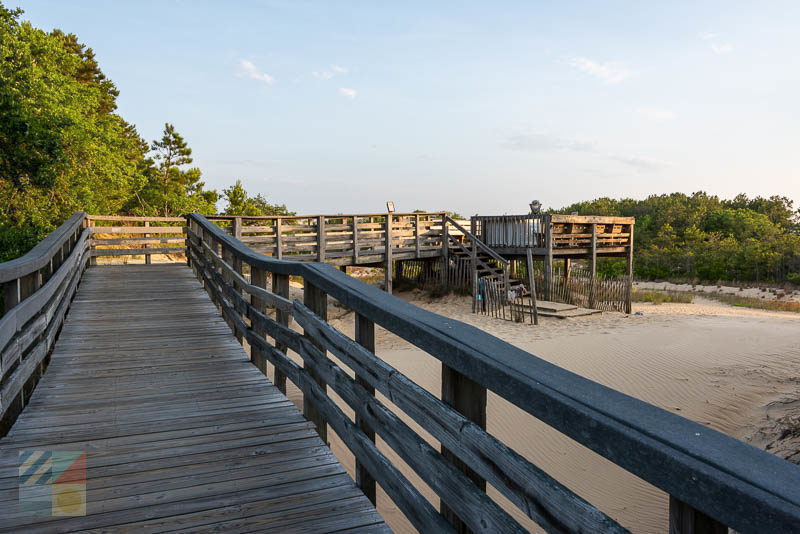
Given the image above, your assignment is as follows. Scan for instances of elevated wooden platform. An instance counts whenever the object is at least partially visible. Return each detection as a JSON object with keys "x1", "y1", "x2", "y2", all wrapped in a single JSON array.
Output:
[{"x1": 0, "y1": 265, "x2": 386, "y2": 533}]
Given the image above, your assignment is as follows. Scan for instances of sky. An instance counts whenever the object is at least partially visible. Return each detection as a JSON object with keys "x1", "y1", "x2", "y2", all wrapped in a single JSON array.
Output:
[{"x1": 12, "y1": 0, "x2": 800, "y2": 215}]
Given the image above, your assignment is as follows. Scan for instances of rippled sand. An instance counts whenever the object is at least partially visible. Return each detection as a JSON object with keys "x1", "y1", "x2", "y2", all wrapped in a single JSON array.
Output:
[{"x1": 280, "y1": 290, "x2": 800, "y2": 533}]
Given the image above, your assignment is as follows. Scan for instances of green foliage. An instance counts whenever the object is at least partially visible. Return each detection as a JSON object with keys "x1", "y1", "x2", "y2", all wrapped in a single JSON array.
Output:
[
  {"x1": 631, "y1": 289, "x2": 694, "y2": 305},
  {"x1": 125, "y1": 123, "x2": 218, "y2": 216},
  {"x1": 222, "y1": 179, "x2": 294, "y2": 216},
  {"x1": 557, "y1": 193, "x2": 800, "y2": 284},
  {"x1": 0, "y1": 5, "x2": 292, "y2": 262}
]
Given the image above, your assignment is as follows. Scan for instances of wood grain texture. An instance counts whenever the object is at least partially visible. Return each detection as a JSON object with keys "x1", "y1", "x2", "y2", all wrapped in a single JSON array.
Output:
[{"x1": 0, "y1": 265, "x2": 387, "y2": 533}]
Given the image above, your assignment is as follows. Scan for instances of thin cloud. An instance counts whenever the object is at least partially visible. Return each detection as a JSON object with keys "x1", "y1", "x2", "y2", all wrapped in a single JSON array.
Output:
[
  {"x1": 637, "y1": 107, "x2": 675, "y2": 122},
  {"x1": 313, "y1": 64, "x2": 349, "y2": 80},
  {"x1": 700, "y1": 32, "x2": 733, "y2": 54},
  {"x1": 237, "y1": 60, "x2": 274, "y2": 84},
  {"x1": 338, "y1": 87, "x2": 358, "y2": 99},
  {"x1": 608, "y1": 154, "x2": 672, "y2": 172},
  {"x1": 710, "y1": 43, "x2": 733, "y2": 54},
  {"x1": 502, "y1": 133, "x2": 593, "y2": 153},
  {"x1": 565, "y1": 56, "x2": 632, "y2": 84},
  {"x1": 502, "y1": 132, "x2": 670, "y2": 172}
]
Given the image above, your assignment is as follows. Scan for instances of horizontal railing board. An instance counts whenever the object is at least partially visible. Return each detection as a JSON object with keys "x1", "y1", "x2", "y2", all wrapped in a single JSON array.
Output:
[
  {"x1": 89, "y1": 227, "x2": 185, "y2": 234},
  {"x1": 86, "y1": 215, "x2": 185, "y2": 222},
  {"x1": 90, "y1": 248, "x2": 186, "y2": 258},
  {"x1": 189, "y1": 212, "x2": 800, "y2": 533},
  {"x1": 0, "y1": 212, "x2": 85, "y2": 283}
]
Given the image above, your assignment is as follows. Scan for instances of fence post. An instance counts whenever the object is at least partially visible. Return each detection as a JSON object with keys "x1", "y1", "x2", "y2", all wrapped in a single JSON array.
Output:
[
  {"x1": 471, "y1": 239, "x2": 478, "y2": 312},
  {"x1": 233, "y1": 216, "x2": 242, "y2": 240},
  {"x1": 317, "y1": 215, "x2": 326, "y2": 262},
  {"x1": 88, "y1": 218, "x2": 97, "y2": 266},
  {"x1": 384, "y1": 215, "x2": 393, "y2": 293},
  {"x1": 441, "y1": 365, "x2": 487, "y2": 533},
  {"x1": 669, "y1": 496, "x2": 728, "y2": 534},
  {"x1": 272, "y1": 273, "x2": 289, "y2": 393},
  {"x1": 355, "y1": 313, "x2": 377, "y2": 504},
  {"x1": 3, "y1": 279, "x2": 20, "y2": 314},
  {"x1": 303, "y1": 281, "x2": 328, "y2": 442},
  {"x1": 526, "y1": 248, "x2": 539, "y2": 325}
]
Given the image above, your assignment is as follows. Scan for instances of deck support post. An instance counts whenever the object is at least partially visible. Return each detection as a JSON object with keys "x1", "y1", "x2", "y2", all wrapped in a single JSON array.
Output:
[
  {"x1": 669, "y1": 496, "x2": 728, "y2": 534},
  {"x1": 303, "y1": 281, "x2": 328, "y2": 443},
  {"x1": 625, "y1": 223, "x2": 635, "y2": 314},
  {"x1": 250, "y1": 266, "x2": 269, "y2": 375},
  {"x1": 384, "y1": 215, "x2": 392, "y2": 293},
  {"x1": 233, "y1": 217, "x2": 242, "y2": 240},
  {"x1": 440, "y1": 365, "x2": 487, "y2": 533},
  {"x1": 544, "y1": 214, "x2": 553, "y2": 301},
  {"x1": 272, "y1": 273, "x2": 289, "y2": 393},
  {"x1": 354, "y1": 313, "x2": 377, "y2": 505}
]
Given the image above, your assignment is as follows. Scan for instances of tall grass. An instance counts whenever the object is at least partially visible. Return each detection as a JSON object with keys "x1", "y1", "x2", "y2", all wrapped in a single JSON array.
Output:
[
  {"x1": 702, "y1": 293, "x2": 800, "y2": 313},
  {"x1": 631, "y1": 289, "x2": 694, "y2": 305}
]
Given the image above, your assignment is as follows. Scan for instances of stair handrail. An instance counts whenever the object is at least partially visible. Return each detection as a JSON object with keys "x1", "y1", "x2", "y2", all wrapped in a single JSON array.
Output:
[{"x1": 444, "y1": 216, "x2": 508, "y2": 266}]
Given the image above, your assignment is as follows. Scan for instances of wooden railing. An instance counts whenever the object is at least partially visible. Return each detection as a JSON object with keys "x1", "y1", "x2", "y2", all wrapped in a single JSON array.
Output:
[
  {"x1": 186, "y1": 212, "x2": 800, "y2": 534},
  {"x1": 0, "y1": 213, "x2": 89, "y2": 431},
  {"x1": 87, "y1": 214, "x2": 186, "y2": 262},
  {"x1": 475, "y1": 214, "x2": 634, "y2": 251},
  {"x1": 206, "y1": 212, "x2": 446, "y2": 265}
]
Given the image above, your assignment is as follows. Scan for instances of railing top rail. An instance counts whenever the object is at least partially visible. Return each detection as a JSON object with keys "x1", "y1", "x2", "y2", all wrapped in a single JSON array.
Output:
[
  {"x1": 205, "y1": 212, "x2": 446, "y2": 221},
  {"x1": 189, "y1": 211, "x2": 800, "y2": 533},
  {"x1": 0, "y1": 212, "x2": 86, "y2": 283},
  {"x1": 474, "y1": 214, "x2": 635, "y2": 225},
  {"x1": 86, "y1": 214, "x2": 185, "y2": 222},
  {"x1": 444, "y1": 216, "x2": 509, "y2": 266}
]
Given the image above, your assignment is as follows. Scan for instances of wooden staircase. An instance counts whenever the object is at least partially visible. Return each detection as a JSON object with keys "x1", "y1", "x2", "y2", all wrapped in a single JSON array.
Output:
[{"x1": 443, "y1": 217, "x2": 523, "y2": 312}]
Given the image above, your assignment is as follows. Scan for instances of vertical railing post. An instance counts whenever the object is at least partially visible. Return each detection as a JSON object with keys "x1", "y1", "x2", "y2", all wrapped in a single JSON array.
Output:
[
  {"x1": 354, "y1": 313, "x2": 377, "y2": 504},
  {"x1": 317, "y1": 215, "x2": 326, "y2": 262},
  {"x1": 275, "y1": 218, "x2": 283, "y2": 260},
  {"x1": 544, "y1": 214, "x2": 553, "y2": 301},
  {"x1": 352, "y1": 216, "x2": 359, "y2": 264},
  {"x1": 384, "y1": 215, "x2": 393, "y2": 293},
  {"x1": 669, "y1": 496, "x2": 728, "y2": 534},
  {"x1": 589, "y1": 223, "x2": 597, "y2": 309},
  {"x1": 303, "y1": 281, "x2": 328, "y2": 442},
  {"x1": 625, "y1": 223, "x2": 635, "y2": 314},
  {"x1": 3, "y1": 279, "x2": 20, "y2": 314},
  {"x1": 441, "y1": 215, "x2": 449, "y2": 289},
  {"x1": 414, "y1": 213, "x2": 421, "y2": 258},
  {"x1": 471, "y1": 239, "x2": 478, "y2": 313},
  {"x1": 272, "y1": 273, "x2": 289, "y2": 393},
  {"x1": 233, "y1": 216, "x2": 242, "y2": 240},
  {"x1": 441, "y1": 365, "x2": 487, "y2": 533},
  {"x1": 250, "y1": 265, "x2": 269, "y2": 375},
  {"x1": 144, "y1": 221, "x2": 151, "y2": 265},
  {"x1": 88, "y1": 218, "x2": 97, "y2": 266}
]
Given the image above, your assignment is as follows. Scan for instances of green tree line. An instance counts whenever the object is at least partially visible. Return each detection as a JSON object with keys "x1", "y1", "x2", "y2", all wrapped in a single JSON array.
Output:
[
  {"x1": 0, "y1": 5, "x2": 290, "y2": 261},
  {"x1": 557, "y1": 192, "x2": 800, "y2": 284}
]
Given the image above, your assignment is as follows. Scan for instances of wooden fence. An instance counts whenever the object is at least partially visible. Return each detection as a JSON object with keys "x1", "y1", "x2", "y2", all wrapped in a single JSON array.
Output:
[
  {"x1": 206, "y1": 213, "x2": 446, "y2": 265},
  {"x1": 186, "y1": 211, "x2": 800, "y2": 534},
  {"x1": 86, "y1": 214, "x2": 186, "y2": 262}
]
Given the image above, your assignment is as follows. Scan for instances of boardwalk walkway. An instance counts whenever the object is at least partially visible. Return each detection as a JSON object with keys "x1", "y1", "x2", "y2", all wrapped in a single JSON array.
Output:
[{"x1": 0, "y1": 265, "x2": 387, "y2": 533}]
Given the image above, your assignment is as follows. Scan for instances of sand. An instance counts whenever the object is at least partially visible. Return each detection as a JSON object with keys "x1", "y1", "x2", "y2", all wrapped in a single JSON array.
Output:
[{"x1": 275, "y1": 284, "x2": 800, "y2": 533}]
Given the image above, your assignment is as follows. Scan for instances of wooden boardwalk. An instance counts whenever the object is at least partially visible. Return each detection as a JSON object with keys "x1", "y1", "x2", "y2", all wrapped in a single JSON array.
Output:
[{"x1": 0, "y1": 265, "x2": 387, "y2": 533}]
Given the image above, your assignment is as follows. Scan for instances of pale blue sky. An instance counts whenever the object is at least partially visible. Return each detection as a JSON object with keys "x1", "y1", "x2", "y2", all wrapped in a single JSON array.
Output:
[{"x1": 14, "y1": 1, "x2": 800, "y2": 215}]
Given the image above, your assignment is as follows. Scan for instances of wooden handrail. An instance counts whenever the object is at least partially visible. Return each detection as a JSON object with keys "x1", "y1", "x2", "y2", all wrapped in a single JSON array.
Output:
[
  {"x1": 187, "y1": 212, "x2": 800, "y2": 534},
  {"x1": 0, "y1": 212, "x2": 86, "y2": 284}
]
